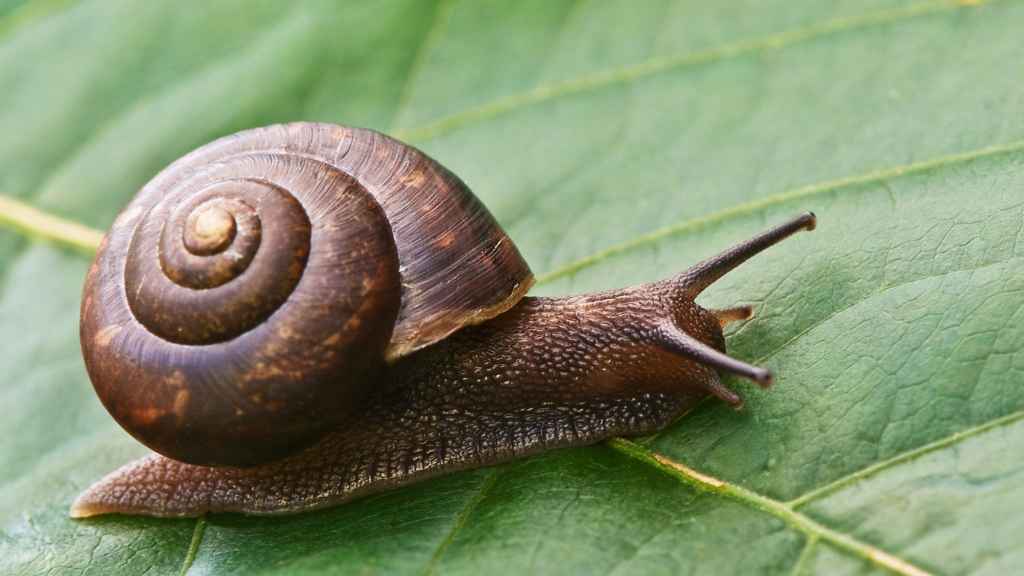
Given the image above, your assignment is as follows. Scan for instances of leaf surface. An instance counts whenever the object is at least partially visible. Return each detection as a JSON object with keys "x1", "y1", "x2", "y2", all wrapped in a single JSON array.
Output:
[{"x1": 1, "y1": 1, "x2": 1022, "y2": 574}]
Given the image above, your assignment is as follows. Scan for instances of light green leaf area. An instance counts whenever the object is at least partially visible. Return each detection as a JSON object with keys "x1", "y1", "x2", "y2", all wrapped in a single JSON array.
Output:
[{"x1": 1, "y1": 0, "x2": 1022, "y2": 574}]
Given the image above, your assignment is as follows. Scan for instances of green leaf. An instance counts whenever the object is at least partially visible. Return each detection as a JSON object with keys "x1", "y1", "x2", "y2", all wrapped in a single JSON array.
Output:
[{"x1": 1, "y1": 0, "x2": 1022, "y2": 574}]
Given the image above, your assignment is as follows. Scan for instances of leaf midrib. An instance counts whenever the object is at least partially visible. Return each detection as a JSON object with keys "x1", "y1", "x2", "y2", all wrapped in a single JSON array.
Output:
[{"x1": 614, "y1": 408, "x2": 1024, "y2": 575}]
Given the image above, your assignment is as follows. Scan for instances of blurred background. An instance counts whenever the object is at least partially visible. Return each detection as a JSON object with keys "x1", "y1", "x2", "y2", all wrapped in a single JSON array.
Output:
[{"x1": 0, "y1": 1, "x2": 1022, "y2": 574}]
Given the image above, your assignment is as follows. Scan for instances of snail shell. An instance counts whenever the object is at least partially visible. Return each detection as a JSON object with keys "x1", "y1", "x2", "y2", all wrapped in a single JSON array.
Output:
[{"x1": 80, "y1": 123, "x2": 533, "y2": 467}]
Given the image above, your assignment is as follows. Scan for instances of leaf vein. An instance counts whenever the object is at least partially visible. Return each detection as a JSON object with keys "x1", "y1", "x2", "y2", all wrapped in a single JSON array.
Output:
[
  {"x1": 788, "y1": 535, "x2": 819, "y2": 576},
  {"x1": 387, "y1": 0, "x2": 454, "y2": 133},
  {"x1": 4, "y1": 129, "x2": 1024, "y2": 269},
  {"x1": 177, "y1": 517, "x2": 206, "y2": 576},
  {"x1": 608, "y1": 438, "x2": 934, "y2": 576},
  {"x1": 753, "y1": 254, "x2": 1024, "y2": 371},
  {"x1": 535, "y1": 138, "x2": 1024, "y2": 285},
  {"x1": 30, "y1": 6, "x2": 318, "y2": 210},
  {"x1": 392, "y1": 0, "x2": 1004, "y2": 144},
  {"x1": 787, "y1": 408, "x2": 1024, "y2": 508},
  {"x1": 422, "y1": 469, "x2": 499, "y2": 576},
  {"x1": 0, "y1": 195, "x2": 102, "y2": 255}
]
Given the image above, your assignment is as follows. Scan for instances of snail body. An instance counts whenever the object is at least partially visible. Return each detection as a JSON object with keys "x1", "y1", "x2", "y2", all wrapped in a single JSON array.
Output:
[{"x1": 72, "y1": 123, "x2": 815, "y2": 518}]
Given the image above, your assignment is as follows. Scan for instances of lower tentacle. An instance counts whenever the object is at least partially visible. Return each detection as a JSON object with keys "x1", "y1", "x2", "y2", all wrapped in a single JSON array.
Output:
[{"x1": 712, "y1": 305, "x2": 754, "y2": 327}]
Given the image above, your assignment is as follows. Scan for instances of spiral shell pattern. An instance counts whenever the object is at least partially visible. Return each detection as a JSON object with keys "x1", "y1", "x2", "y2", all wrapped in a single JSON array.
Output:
[
  {"x1": 81, "y1": 130, "x2": 402, "y2": 466},
  {"x1": 80, "y1": 123, "x2": 532, "y2": 467}
]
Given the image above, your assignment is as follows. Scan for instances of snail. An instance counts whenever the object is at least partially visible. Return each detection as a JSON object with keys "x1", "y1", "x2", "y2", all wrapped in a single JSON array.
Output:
[{"x1": 71, "y1": 122, "x2": 815, "y2": 518}]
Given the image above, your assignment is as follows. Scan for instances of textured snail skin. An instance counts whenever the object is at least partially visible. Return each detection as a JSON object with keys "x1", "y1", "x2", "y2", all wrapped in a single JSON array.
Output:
[{"x1": 72, "y1": 207, "x2": 815, "y2": 518}]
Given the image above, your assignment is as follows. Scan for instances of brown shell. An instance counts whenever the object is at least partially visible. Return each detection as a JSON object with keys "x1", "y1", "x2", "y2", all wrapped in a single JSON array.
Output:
[
  {"x1": 165, "y1": 123, "x2": 533, "y2": 360},
  {"x1": 79, "y1": 123, "x2": 532, "y2": 467},
  {"x1": 82, "y1": 144, "x2": 404, "y2": 466}
]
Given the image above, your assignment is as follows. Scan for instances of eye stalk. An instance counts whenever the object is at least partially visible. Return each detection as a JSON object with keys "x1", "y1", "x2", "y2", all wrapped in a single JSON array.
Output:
[
  {"x1": 651, "y1": 212, "x2": 817, "y2": 407},
  {"x1": 673, "y1": 212, "x2": 816, "y2": 298}
]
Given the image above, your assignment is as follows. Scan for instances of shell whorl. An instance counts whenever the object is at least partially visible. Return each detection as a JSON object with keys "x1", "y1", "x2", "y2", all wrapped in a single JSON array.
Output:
[
  {"x1": 127, "y1": 179, "x2": 312, "y2": 345},
  {"x1": 177, "y1": 123, "x2": 534, "y2": 358},
  {"x1": 81, "y1": 133, "x2": 402, "y2": 466},
  {"x1": 80, "y1": 123, "x2": 533, "y2": 467}
]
